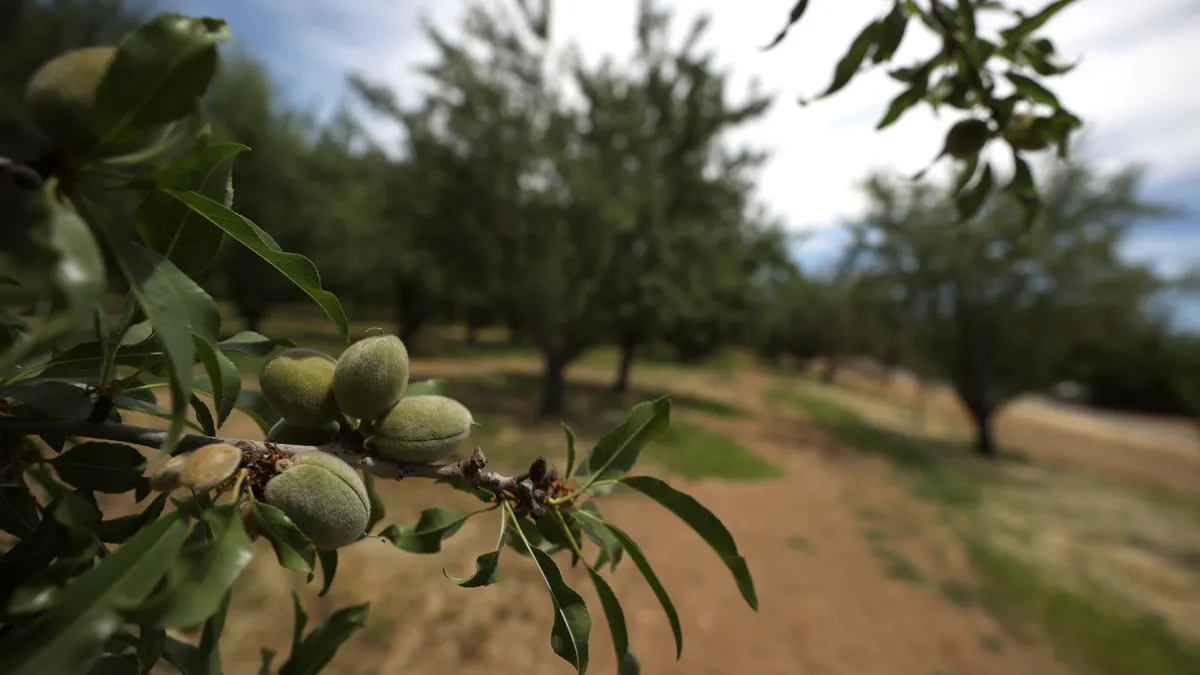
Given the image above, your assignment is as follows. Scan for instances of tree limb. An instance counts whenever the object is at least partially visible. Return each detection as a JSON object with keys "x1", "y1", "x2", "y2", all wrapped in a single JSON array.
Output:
[{"x1": 0, "y1": 417, "x2": 540, "y2": 506}]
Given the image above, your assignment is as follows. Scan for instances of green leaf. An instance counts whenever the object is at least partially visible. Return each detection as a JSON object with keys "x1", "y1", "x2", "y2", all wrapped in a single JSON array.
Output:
[
  {"x1": 618, "y1": 476, "x2": 758, "y2": 611},
  {"x1": 0, "y1": 511, "x2": 190, "y2": 675},
  {"x1": 1000, "y1": 0, "x2": 1078, "y2": 46},
  {"x1": 401, "y1": 378, "x2": 447, "y2": 398},
  {"x1": 585, "y1": 567, "x2": 633, "y2": 674},
  {"x1": 0, "y1": 381, "x2": 93, "y2": 418},
  {"x1": 278, "y1": 603, "x2": 370, "y2": 675},
  {"x1": 316, "y1": 548, "x2": 338, "y2": 597},
  {"x1": 192, "y1": 334, "x2": 240, "y2": 427},
  {"x1": 814, "y1": 21, "x2": 879, "y2": 100},
  {"x1": 0, "y1": 484, "x2": 40, "y2": 537},
  {"x1": 1004, "y1": 72, "x2": 1059, "y2": 107},
  {"x1": 576, "y1": 503, "x2": 623, "y2": 571},
  {"x1": 133, "y1": 140, "x2": 247, "y2": 275},
  {"x1": 876, "y1": 73, "x2": 927, "y2": 130},
  {"x1": 511, "y1": 512, "x2": 591, "y2": 675},
  {"x1": 0, "y1": 506, "x2": 70, "y2": 603},
  {"x1": 576, "y1": 396, "x2": 669, "y2": 487},
  {"x1": 158, "y1": 504, "x2": 255, "y2": 630},
  {"x1": 506, "y1": 515, "x2": 552, "y2": 557},
  {"x1": 955, "y1": 161, "x2": 994, "y2": 221},
  {"x1": 93, "y1": 14, "x2": 232, "y2": 150},
  {"x1": 289, "y1": 592, "x2": 307, "y2": 656},
  {"x1": 537, "y1": 510, "x2": 582, "y2": 563},
  {"x1": 137, "y1": 624, "x2": 166, "y2": 675},
  {"x1": 217, "y1": 331, "x2": 294, "y2": 356},
  {"x1": 36, "y1": 336, "x2": 160, "y2": 380},
  {"x1": 235, "y1": 388, "x2": 281, "y2": 433},
  {"x1": 362, "y1": 472, "x2": 386, "y2": 535},
  {"x1": 444, "y1": 549, "x2": 503, "y2": 588},
  {"x1": 163, "y1": 190, "x2": 348, "y2": 341},
  {"x1": 51, "y1": 442, "x2": 147, "y2": 494},
  {"x1": 4, "y1": 194, "x2": 108, "y2": 369},
  {"x1": 249, "y1": 500, "x2": 316, "y2": 574},
  {"x1": 112, "y1": 395, "x2": 203, "y2": 434},
  {"x1": 595, "y1": 520, "x2": 682, "y2": 659},
  {"x1": 563, "y1": 420, "x2": 578, "y2": 480},
  {"x1": 188, "y1": 393, "x2": 216, "y2": 436},
  {"x1": 379, "y1": 507, "x2": 491, "y2": 554},
  {"x1": 1005, "y1": 150, "x2": 1041, "y2": 228},
  {"x1": 872, "y1": 2, "x2": 908, "y2": 63},
  {"x1": 763, "y1": 0, "x2": 810, "y2": 50},
  {"x1": 90, "y1": 229, "x2": 220, "y2": 455},
  {"x1": 88, "y1": 653, "x2": 140, "y2": 674}
]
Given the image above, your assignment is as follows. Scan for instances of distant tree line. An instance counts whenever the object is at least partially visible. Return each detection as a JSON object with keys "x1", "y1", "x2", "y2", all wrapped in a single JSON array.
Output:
[{"x1": 3, "y1": 0, "x2": 1197, "y2": 454}]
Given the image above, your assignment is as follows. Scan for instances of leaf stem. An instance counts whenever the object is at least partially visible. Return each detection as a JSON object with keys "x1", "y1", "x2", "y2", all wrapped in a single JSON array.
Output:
[{"x1": 554, "y1": 479, "x2": 618, "y2": 505}]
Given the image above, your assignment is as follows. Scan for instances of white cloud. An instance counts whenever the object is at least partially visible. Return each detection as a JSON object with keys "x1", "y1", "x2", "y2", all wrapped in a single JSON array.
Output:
[{"x1": 236, "y1": 0, "x2": 1200, "y2": 258}]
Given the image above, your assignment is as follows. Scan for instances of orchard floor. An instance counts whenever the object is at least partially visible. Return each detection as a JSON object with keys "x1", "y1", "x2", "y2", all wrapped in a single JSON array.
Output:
[{"x1": 124, "y1": 345, "x2": 1200, "y2": 675}]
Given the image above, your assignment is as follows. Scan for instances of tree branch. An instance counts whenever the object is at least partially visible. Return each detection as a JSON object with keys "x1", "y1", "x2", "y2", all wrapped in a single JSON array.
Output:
[{"x1": 0, "y1": 417, "x2": 548, "y2": 510}]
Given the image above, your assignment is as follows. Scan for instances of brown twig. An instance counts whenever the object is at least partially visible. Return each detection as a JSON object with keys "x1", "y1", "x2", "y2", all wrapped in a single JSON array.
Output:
[{"x1": 0, "y1": 417, "x2": 550, "y2": 513}]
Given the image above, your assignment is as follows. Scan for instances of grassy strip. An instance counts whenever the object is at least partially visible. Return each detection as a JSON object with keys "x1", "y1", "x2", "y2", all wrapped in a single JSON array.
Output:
[{"x1": 767, "y1": 386, "x2": 1200, "y2": 675}]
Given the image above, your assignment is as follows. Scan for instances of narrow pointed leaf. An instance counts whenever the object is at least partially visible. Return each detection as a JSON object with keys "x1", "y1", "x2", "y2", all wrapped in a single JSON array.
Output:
[
  {"x1": 163, "y1": 190, "x2": 348, "y2": 340},
  {"x1": 316, "y1": 549, "x2": 338, "y2": 597},
  {"x1": 188, "y1": 393, "x2": 216, "y2": 436},
  {"x1": 0, "y1": 512, "x2": 190, "y2": 675},
  {"x1": 585, "y1": 567, "x2": 632, "y2": 674},
  {"x1": 90, "y1": 229, "x2": 220, "y2": 454},
  {"x1": 599, "y1": 521, "x2": 683, "y2": 659},
  {"x1": 577, "y1": 503, "x2": 623, "y2": 571},
  {"x1": 362, "y1": 472, "x2": 386, "y2": 534},
  {"x1": 444, "y1": 549, "x2": 503, "y2": 587},
  {"x1": 576, "y1": 396, "x2": 669, "y2": 485},
  {"x1": 279, "y1": 603, "x2": 370, "y2": 675},
  {"x1": 619, "y1": 476, "x2": 757, "y2": 611},
  {"x1": 192, "y1": 334, "x2": 240, "y2": 426},
  {"x1": 512, "y1": 518, "x2": 591, "y2": 675},
  {"x1": 99, "y1": 492, "x2": 169, "y2": 544},
  {"x1": 94, "y1": 14, "x2": 231, "y2": 148},
  {"x1": 401, "y1": 379, "x2": 447, "y2": 397},
  {"x1": 379, "y1": 507, "x2": 491, "y2": 554},
  {"x1": 563, "y1": 420, "x2": 578, "y2": 479},
  {"x1": 249, "y1": 500, "x2": 316, "y2": 573},
  {"x1": 217, "y1": 331, "x2": 293, "y2": 356},
  {"x1": 763, "y1": 0, "x2": 810, "y2": 50},
  {"x1": 51, "y1": 442, "x2": 147, "y2": 494},
  {"x1": 134, "y1": 140, "x2": 246, "y2": 275},
  {"x1": 0, "y1": 484, "x2": 40, "y2": 538},
  {"x1": 159, "y1": 504, "x2": 255, "y2": 629}
]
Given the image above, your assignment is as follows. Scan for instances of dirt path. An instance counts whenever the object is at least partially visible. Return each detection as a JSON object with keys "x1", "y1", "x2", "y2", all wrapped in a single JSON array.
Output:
[{"x1": 212, "y1": 358, "x2": 1073, "y2": 675}]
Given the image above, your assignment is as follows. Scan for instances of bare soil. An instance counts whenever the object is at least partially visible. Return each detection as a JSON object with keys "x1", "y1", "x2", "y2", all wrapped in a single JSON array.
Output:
[{"x1": 187, "y1": 358, "x2": 1089, "y2": 675}]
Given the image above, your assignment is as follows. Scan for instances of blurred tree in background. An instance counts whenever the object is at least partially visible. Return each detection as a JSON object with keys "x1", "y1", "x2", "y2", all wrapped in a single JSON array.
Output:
[{"x1": 2, "y1": 0, "x2": 1195, "y2": 427}]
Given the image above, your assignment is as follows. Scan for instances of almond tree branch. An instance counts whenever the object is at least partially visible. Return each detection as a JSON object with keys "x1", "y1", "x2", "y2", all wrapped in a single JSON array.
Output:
[{"x1": 0, "y1": 417, "x2": 540, "y2": 504}]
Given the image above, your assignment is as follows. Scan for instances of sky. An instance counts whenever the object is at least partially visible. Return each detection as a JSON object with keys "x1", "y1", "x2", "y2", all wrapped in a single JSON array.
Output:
[{"x1": 165, "y1": 0, "x2": 1200, "y2": 326}]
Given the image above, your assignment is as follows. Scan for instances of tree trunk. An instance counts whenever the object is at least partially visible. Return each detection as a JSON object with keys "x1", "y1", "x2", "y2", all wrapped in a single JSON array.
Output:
[
  {"x1": 394, "y1": 276, "x2": 427, "y2": 351},
  {"x1": 539, "y1": 351, "x2": 569, "y2": 419},
  {"x1": 819, "y1": 357, "x2": 839, "y2": 384},
  {"x1": 241, "y1": 307, "x2": 263, "y2": 333},
  {"x1": 613, "y1": 339, "x2": 637, "y2": 393},
  {"x1": 465, "y1": 323, "x2": 480, "y2": 346},
  {"x1": 966, "y1": 400, "x2": 997, "y2": 458}
]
